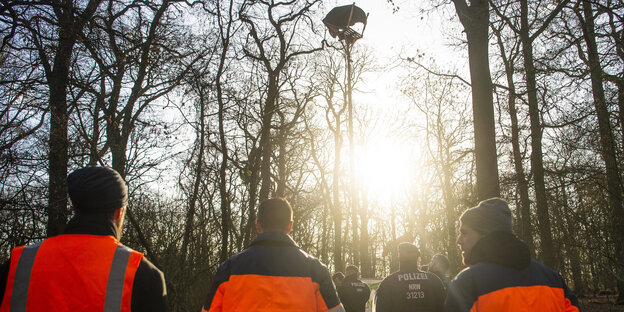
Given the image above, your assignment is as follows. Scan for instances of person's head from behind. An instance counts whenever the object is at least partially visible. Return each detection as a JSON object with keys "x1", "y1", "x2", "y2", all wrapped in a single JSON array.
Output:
[
  {"x1": 428, "y1": 253, "x2": 450, "y2": 275},
  {"x1": 256, "y1": 197, "x2": 293, "y2": 234},
  {"x1": 398, "y1": 242, "x2": 420, "y2": 269},
  {"x1": 67, "y1": 166, "x2": 128, "y2": 237},
  {"x1": 457, "y1": 197, "x2": 512, "y2": 265},
  {"x1": 345, "y1": 265, "x2": 359, "y2": 278},
  {"x1": 332, "y1": 272, "x2": 345, "y2": 287}
]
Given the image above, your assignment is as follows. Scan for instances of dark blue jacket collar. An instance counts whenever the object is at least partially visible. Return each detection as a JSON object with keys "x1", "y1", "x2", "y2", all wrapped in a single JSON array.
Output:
[
  {"x1": 250, "y1": 231, "x2": 298, "y2": 248},
  {"x1": 64, "y1": 212, "x2": 120, "y2": 240},
  {"x1": 470, "y1": 232, "x2": 531, "y2": 270},
  {"x1": 343, "y1": 274, "x2": 359, "y2": 282}
]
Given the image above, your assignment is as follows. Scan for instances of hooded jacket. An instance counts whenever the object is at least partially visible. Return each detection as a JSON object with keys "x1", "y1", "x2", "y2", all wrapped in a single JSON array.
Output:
[
  {"x1": 202, "y1": 231, "x2": 344, "y2": 312},
  {"x1": 444, "y1": 232, "x2": 580, "y2": 312}
]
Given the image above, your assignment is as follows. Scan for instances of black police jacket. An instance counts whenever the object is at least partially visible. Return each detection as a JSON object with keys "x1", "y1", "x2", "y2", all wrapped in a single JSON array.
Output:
[{"x1": 337, "y1": 274, "x2": 371, "y2": 312}]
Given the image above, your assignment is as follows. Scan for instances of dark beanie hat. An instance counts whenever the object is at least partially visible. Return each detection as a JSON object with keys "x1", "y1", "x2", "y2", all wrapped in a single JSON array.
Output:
[
  {"x1": 398, "y1": 242, "x2": 420, "y2": 261},
  {"x1": 460, "y1": 198, "x2": 512, "y2": 235},
  {"x1": 67, "y1": 167, "x2": 128, "y2": 213}
]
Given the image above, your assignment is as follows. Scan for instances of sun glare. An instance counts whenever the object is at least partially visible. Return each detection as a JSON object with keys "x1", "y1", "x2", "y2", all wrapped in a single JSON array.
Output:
[{"x1": 357, "y1": 138, "x2": 414, "y2": 202}]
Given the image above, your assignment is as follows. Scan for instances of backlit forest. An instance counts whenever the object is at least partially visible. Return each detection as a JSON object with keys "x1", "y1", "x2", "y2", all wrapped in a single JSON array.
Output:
[{"x1": 1, "y1": 0, "x2": 623, "y2": 310}]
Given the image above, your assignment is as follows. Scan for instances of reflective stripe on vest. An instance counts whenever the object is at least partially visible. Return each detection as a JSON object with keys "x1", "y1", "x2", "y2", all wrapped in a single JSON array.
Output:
[
  {"x1": 104, "y1": 245, "x2": 132, "y2": 312},
  {"x1": 6, "y1": 241, "x2": 134, "y2": 312},
  {"x1": 9, "y1": 242, "x2": 41, "y2": 312}
]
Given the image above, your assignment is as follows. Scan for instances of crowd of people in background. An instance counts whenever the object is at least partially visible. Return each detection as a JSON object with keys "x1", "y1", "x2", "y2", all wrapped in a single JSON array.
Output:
[{"x1": 0, "y1": 166, "x2": 581, "y2": 312}]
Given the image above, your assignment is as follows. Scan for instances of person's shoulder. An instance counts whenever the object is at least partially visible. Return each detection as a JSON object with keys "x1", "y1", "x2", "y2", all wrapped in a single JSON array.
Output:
[
  {"x1": 452, "y1": 266, "x2": 472, "y2": 279},
  {"x1": 225, "y1": 248, "x2": 249, "y2": 262},
  {"x1": 528, "y1": 259, "x2": 567, "y2": 283},
  {"x1": 137, "y1": 257, "x2": 165, "y2": 281},
  {"x1": 296, "y1": 249, "x2": 327, "y2": 269},
  {"x1": 529, "y1": 259, "x2": 557, "y2": 272},
  {"x1": 132, "y1": 257, "x2": 167, "y2": 304},
  {"x1": 450, "y1": 265, "x2": 483, "y2": 286},
  {"x1": 425, "y1": 271, "x2": 440, "y2": 279},
  {"x1": 356, "y1": 278, "x2": 368, "y2": 285},
  {"x1": 425, "y1": 271, "x2": 444, "y2": 286},
  {"x1": 379, "y1": 271, "x2": 399, "y2": 284}
]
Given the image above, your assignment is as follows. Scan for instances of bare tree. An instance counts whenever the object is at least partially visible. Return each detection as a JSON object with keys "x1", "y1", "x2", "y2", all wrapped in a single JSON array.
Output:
[
  {"x1": 575, "y1": 0, "x2": 624, "y2": 302},
  {"x1": 13, "y1": 0, "x2": 103, "y2": 236},
  {"x1": 76, "y1": 0, "x2": 199, "y2": 256},
  {"x1": 238, "y1": 0, "x2": 323, "y2": 202},
  {"x1": 450, "y1": 0, "x2": 500, "y2": 200},
  {"x1": 492, "y1": 0, "x2": 569, "y2": 269},
  {"x1": 403, "y1": 62, "x2": 472, "y2": 274}
]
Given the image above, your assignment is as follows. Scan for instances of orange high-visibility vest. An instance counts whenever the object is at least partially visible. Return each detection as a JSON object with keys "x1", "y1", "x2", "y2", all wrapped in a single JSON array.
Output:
[{"x1": 0, "y1": 234, "x2": 143, "y2": 312}]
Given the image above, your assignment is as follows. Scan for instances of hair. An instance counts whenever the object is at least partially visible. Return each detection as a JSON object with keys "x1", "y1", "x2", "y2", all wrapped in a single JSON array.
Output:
[
  {"x1": 332, "y1": 272, "x2": 345, "y2": 281},
  {"x1": 345, "y1": 265, "x2": 359, "y2": 276},
  {"x1": 398, "y1": 242, "x2": 420, "y2": 262},
  {"x1": 431, "y1": 253, "x2": 450, "y2": 271},
  {"x1": 257, "y1": 197, "x2": 293, "y2": 231}
]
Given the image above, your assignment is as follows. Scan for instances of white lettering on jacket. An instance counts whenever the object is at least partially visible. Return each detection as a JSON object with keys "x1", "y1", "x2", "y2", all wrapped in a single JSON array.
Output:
[{"x1": 397, "y1": 272, "x2": 428, "y2": 281}]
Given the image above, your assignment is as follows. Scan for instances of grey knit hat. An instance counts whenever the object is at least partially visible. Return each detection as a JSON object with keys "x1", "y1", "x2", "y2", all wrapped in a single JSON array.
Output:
[{"x1": 460, "y1": 198, "x2": 512, "y2": 235}]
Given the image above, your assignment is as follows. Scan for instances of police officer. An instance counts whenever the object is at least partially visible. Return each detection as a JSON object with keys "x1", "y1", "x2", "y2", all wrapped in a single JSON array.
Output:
[
  {"x1": 428, "y1": 253, "x2": 451, "y2": 290},
  {"x1": 333, "y1": 272, "x2": 345, "y2": 288},
  {"x1": 375, "y1": 243, "x2": 445, "y2": 312},
  {"x1": 337, "y1": 265, "x2": 370, "y2": 312}
]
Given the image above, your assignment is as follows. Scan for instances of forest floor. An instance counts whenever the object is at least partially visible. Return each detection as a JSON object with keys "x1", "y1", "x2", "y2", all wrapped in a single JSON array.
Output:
[{"x1": 578, "y1": 296, "x2": 624, "y2": 311}]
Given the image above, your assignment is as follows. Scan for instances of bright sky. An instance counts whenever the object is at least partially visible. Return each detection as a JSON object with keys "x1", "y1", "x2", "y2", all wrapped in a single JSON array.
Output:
[
  {"x1": 318, "y1": 1, "x2": 469, "y2": 202},
  {"x1": 156, "y1": 1, "x2": 472, "y2": 203},
  {"x1": 322, "y1": 0, "x2": 465, "y2": 60}
]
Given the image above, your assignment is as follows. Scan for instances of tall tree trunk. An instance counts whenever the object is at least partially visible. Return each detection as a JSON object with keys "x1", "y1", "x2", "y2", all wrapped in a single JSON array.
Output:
[
  {"x1": 435, "y1": 111, "x2": 460, "y2": 272},
  {"x1": 218, "y1": 94, "x2": 230, "y2": 263},
  {"x1": 579, "y1": 0, "x2": 624, "y2": 302},
  {"x1": 332, "y1": 119, "x2": 344, "y2": 272},
  {"x1": 617, "y1": 81, "x2": 624, "y2": 151},
  {"x1": 507, "y1": 69, "x2": 534, "y2": 254},
  {"x1": 359, "y1": 193, "x2": 370, "y2": 277},
  {"x1": 451, "y1": 0, "x2": 500, "y2": 200},
  {"x1": 493, "y1": 25, "x2": 535, "y2": 254},
  {"x1": 389, "y1": 203, "x2": 398, "y2": 272},
  {"x1": 275, "y1": 128, "x2": 287, "y2": 197},
  {"x1": 321, "y1": 199, "x2": 329, "y2": 265},
  {"x1": 559, "y1": 177, "x2": 584, "y2": 297},
  {"x1": 346, "y1": 44, "x2": 359, "y2": 266},
  {"x1": 350, "y1": 201, "x2": 359, "y2": 265},
  {"x1": 181, "y1": 83, "x2": 206, "y2": 266},
  {"x1": 47, "y1": 0, "x2": 102, "y2": 236},
  {"x1": 217, "y1": 0, "x2": 234, "y2": 262},
  {"x1": 442, "y1": 155, "x2": 459, "y2": 274},
  {"x1": 520, "y1": 0, "x2": 555, "y2": 268},
  {"x1": 88, "y1": 80, "x2": 106, "y2": 166},
  {"x1": 243, "y1": 149, "x2": 260, "y2": 247},
  {"x1": 259, "y1": 77, "x2": 278, "y2": 201}
]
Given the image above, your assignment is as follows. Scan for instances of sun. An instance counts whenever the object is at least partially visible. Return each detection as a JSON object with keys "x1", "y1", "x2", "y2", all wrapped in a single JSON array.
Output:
[{"x1": 356, "y1": 137, "x2": 414, "y2": 201}]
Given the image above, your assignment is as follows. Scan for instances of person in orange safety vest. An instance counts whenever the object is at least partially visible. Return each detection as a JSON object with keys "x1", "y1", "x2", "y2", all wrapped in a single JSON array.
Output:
[
  {"x1": 202, "y1": 197, "x2": 345, "y2": 312},
  {"x1": 0, "y1": 166, "x2": 167, "y2": 312},
  {"x1": 444, "y1": 198, "x2": 580, "y2": 312}
]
